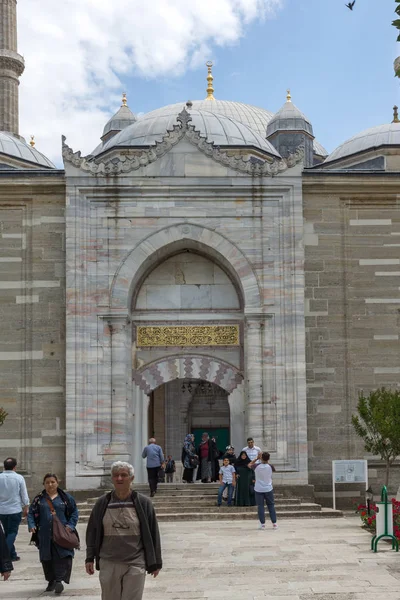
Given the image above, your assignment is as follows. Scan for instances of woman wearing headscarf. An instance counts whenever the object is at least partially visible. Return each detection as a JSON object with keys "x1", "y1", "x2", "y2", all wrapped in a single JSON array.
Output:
[
  {"x1": 234, "y1": 451, "x2": 255, "y2": 507},
  {"x1": 28, "y1": 473, "x2": 79, "y2": 595},
  {"x1": 181, "y1": 434, "x2": 198, "y2": 483}
]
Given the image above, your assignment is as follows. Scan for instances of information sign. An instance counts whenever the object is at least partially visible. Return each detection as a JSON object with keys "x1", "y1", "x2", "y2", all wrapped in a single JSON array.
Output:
[{"x1": 332, "y1": 460, "x2": 368, "y2": 510}]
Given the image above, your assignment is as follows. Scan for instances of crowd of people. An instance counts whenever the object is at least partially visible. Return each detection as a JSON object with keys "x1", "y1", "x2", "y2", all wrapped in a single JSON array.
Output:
[
  {"x1": 141, "y1": 433, "x2": 277, "y2": 529},
  {"x1": 0, "y1": 434, "x2": 276, "y2": 595}
]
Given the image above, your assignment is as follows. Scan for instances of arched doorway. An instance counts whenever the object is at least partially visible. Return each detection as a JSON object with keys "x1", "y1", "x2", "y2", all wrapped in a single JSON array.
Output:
[{"x1": 148, "y1": 379, "x2": 230, "y2": 460}]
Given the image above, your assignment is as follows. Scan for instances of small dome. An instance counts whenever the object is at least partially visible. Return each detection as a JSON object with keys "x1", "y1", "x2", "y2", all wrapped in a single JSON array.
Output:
[
  {"x1": 102, "y1": 94, "x2": 137, "y2": 140},
  {"x1": 313, "y1": 139, "x2": 328, "y2": 157},
  {"x1": 0, "y1": 132, "x2": 55, "y2": 168},
  {"x1": 267, "y1": 92, "x2": 313, "y2": 137},
  {"x1": 94, "y1": 108, "x2": 281, "y2": 158},
  {"x1": 324, "y1": 122, "x2": 400, "y2": 164}
]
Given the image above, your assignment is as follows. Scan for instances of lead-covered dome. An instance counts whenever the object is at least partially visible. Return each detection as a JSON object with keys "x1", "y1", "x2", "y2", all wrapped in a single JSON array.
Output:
[
  {"x1": 0, "y1": 132, "x2": 55, "y2": 168},
  {"x1": 94, "y1": 107, "x2": 281, "y2": 158},
  {"x1": 266, "y1": 92, "x2": 313, "y2": 137},
  {"x1": 324, "y1": 122, "x2": 400, "y2": 164}
]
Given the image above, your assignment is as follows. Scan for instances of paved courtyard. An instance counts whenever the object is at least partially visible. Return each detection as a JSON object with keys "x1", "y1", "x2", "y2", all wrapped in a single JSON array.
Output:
[{"x1": 2, "y1": 516, "x2": 400, "y2": 599}]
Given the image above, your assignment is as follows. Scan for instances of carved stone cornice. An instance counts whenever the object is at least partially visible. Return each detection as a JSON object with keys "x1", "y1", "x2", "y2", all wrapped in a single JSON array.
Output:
[
  {"x1": 0, "y1": 50, "x2": 25, "y2": 76},
  {"x1": 62, "y1": 107, "x2": 304, "y2": 177}
]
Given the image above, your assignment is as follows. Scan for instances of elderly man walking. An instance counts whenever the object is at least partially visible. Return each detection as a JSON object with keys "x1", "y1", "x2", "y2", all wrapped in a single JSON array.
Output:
[
  {"x1": 85, "y1": 461, "x2": 162, "y2": 600},
  {"x1": 142, "y1": 438, "x2": 164, "y2": 497},
  {"x1": 0, "y1": 457, "x2": 29, "y2": 562}
]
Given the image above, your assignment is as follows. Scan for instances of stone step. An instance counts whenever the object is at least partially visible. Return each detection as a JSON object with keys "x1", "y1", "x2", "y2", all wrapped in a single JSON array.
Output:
[
  {"x1": 82, "y1": 494, "x2": 296, "y2": 506},
  {"x1": 77, "y1": 507, "x2": 342, "y2": 522},
  {"x1": 76, "y1": 501, "x2": 315, "y2": 516}
]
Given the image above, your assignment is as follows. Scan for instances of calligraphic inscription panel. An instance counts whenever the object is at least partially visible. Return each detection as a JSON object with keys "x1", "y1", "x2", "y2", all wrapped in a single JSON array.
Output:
[{"x1": 137, "y1": 325, "x2": 240, "y2": 347}]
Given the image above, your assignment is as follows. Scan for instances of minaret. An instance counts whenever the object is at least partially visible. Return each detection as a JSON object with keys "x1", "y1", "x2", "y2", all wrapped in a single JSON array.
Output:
[{"x1": 0, "y1": 0, "x2": 25, "y2": 135}]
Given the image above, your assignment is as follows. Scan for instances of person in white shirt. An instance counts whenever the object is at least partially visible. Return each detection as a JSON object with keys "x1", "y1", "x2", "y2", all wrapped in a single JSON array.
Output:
[
  {"x1": 249, "y1": 451, "x2": 277, "y2": 530},
  {"x1": 0, "y1": 457, "x2": 30, "y2": 561},
  {"x1": 217, "y1": 458, "x2": 236, "y2": 506},
  {"x1": 242, "y1": 438, "x2": 261, "y2": 462}
]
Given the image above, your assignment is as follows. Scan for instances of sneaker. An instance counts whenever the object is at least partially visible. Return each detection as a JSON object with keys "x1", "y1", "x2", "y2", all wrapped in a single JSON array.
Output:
[
  {"x1": 55, "y1": 581, "x2": 64, "y2": 594},
  {"x1": 273, "y1": 523, "x2": 278, "y2": 529},
  {"x1": 258, "y1": 523, "x2": 265, "y2": 530},
  {"x1": 45, "y1": 581, "x2": 56, "y2": 592}
]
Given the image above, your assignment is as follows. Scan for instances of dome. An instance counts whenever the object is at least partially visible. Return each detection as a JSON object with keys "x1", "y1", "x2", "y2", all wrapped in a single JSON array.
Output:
[
  {"x1": 0, "y1": 132, "x2": 55, "y2": 168},
  {"x1": 324, "y1": 122, "x2": 400, "y2": 164},
  {"x1": 313, "y1": 139, "x2": 328, "y2": 157},
  {"x1": 266, "y1": 93, "x2": 313, "y2": 137},
  {"x1": 94, "y1": 107, "x2": 281, "y2": 158},
  {"x1": 141, "y1": 99, "x2": 275, "y2": 138},
  {"x1": 102, "y1": 94, "x2": 137, "y2": 139}
]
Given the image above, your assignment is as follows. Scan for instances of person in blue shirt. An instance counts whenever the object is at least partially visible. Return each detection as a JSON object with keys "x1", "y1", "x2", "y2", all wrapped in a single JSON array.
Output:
[
  {"x1": 142, "y1": 439, "x2": 165, "y2": 497},
  {"x1": 0, "y1": 457, "x2": 30, "y2": 562},
  {"x1": 28, "y1": 473, "x2": 79, "y2": 594}
]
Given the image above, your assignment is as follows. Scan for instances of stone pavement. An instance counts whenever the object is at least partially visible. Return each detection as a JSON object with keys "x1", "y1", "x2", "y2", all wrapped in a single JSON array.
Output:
[{"x1": 2, "y1": 516, "x2": 400, "y2": 599}]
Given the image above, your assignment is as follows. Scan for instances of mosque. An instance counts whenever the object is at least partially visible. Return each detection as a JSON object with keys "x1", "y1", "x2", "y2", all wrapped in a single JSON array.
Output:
[{"x1": 1, "y1": 0, "x2": 399, "y2": 505}]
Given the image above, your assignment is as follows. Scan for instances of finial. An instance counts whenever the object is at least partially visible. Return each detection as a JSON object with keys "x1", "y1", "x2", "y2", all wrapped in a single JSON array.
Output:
[
  {"x1": 205, "y1": 61, "x2": 215, "y2": 100},
  {"x1": 122, "y1": 92, "x2": 127, "y2": 107},
  {"x1": 29, "y1": 135, "x2": 35, "y2": 147},
  {"x1": 286, "y1": 89, "x2": 292, "y2": 102},
  {"x1": 392, "y1": 105, "x2": 399, "y2": 123},
  {"x1": 186, "y1": 100, "x2": 193, "y2": 109}
]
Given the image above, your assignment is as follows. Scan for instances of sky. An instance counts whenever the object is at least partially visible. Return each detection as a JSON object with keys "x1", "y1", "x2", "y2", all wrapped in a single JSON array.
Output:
[{"x1": 17, "y1": 0, "x2": 398, "y2": 166}]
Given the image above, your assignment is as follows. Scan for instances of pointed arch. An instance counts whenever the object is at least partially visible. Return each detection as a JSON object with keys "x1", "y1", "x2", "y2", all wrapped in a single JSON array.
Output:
[
  {"x1": 133, "y1": 355, "x2": 243, "y2": 394},
  {"x1": 110, "y1": 223, "x2": 261, "y2": 312}
]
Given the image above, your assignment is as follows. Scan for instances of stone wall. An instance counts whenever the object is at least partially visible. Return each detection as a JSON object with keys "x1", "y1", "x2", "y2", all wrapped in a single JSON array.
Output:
[
  {"x1": 0, "y1": 172, "x2": 66, "y2": 492},
  {"x1": 303, "y1": 172, "x2": 400, "y2": 504}
]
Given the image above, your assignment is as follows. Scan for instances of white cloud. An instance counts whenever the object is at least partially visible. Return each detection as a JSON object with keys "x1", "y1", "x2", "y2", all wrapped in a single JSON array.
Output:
[{"x1": 17, "y1": 0, "x2": 282, "y2": 165}]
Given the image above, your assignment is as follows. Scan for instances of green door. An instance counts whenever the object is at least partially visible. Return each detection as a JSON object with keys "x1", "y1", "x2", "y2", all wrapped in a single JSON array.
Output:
[{"x1": 192, "y1": 428, "x2": 230, "y2": 456}]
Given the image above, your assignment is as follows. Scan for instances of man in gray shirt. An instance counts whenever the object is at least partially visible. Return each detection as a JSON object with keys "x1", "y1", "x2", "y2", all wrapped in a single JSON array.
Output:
[
  {"x1": 142, "y1": 439, "x2": 164, "y2": 497},
  {"x1": 0, "y1": 457, "x2": 30, "y2": 562}
]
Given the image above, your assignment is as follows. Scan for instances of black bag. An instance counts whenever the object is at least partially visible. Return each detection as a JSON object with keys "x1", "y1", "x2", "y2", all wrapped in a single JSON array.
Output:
[
  {"x1": 190, "y1": 456, "x2": 199, "y2": 468},
  {"x1": 45, "y1": 498, "x2": 80, "y2": 550}
]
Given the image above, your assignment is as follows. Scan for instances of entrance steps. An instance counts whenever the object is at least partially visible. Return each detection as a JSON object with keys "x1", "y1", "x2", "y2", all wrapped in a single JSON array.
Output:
[{"x1": 72, "y1": 483, "x2": 342, "y2": 522}]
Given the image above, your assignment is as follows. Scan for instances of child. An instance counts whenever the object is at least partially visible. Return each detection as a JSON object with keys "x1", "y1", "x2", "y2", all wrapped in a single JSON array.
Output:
[
  {"x1": 217, "y1": 457, "x2": 236, "y2": 506},
  {"x1": 249, "y1": 451, "x2": 277, "y2": 530},
  {"x1": 165, "y1": 455, "x2": 176, "y2": 483}
]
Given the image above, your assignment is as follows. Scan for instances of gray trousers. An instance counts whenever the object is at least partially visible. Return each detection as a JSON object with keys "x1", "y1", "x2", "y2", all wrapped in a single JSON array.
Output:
[
  {"x1": 99, "y1": 559, "x2": 146, "y2": 600},
  {"x1": 166, "y1": 472, "x2": 174, "y2": 483}
]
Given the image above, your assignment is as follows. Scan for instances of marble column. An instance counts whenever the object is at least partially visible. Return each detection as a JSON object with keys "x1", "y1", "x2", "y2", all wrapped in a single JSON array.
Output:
[
  {"x1": 245, "y1": 318, "x2": 265, "y2": 444},
  {"x1": 228, "y1": 382, "x2": 245, "y2": 451}
]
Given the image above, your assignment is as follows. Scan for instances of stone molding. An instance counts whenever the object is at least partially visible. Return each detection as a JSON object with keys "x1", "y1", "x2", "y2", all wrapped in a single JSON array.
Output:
[
  {"x1": 0, "y1": 49, "x2": 25, "y2": 76},
  {"x1": 133, "y1": 354, "x2": 244, "y2": 394},
  {"x1": 110, "y1": 222, "x2": 262, "y2": 310},
  {"x1": 62, "y1": 107, "x2": 305, "y2": 176}
]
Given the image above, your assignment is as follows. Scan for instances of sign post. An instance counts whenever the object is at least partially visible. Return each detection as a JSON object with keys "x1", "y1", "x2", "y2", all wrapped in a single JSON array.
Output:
[{"x1": 332, "y1": 460, "x2": 368, "y2": 510}]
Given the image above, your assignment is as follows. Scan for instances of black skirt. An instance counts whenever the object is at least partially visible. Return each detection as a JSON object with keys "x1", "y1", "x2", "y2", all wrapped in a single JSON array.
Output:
[{"x1": 41, "y1": 544, "x2": 73, "y2": 583}]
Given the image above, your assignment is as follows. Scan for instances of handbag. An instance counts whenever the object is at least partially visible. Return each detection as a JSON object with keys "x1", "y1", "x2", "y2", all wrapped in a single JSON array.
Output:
[
  {"x1": 45, "y1": 498, "x2": 80, "y2": 550},
  {"x1": 190, "y1": 456, "x2": 199, "y2": 468}
]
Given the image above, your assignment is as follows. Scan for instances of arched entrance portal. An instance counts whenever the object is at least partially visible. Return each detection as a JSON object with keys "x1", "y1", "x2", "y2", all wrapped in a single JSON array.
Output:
[
  {"x1": 132, "y1": 356, "x2": 245, "y2": 483},
  {"x1": 148, "y1": 379, "x2": 230, "y2": 460}
]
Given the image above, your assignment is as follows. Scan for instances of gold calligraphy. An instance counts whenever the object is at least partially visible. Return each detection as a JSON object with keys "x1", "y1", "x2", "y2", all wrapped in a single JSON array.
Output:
[{"x1": 136, "y1": 325, "x2": 240, "y2": 347}]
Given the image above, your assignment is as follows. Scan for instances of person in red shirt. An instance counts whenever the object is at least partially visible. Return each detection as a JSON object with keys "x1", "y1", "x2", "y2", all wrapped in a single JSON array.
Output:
[{"x1": 196, "y1": 433, "x2": 218, "y2": 483}]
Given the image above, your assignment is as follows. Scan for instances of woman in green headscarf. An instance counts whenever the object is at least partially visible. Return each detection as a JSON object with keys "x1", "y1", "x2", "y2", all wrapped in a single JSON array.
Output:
[{"x1": 234, "y1": 451, "x2": 255, "y2": 506}]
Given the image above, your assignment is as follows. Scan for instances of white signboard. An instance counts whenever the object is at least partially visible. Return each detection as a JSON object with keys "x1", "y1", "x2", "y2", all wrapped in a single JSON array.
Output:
[{"x1": 332, "y1": 460, "x2": 368, "y2": 510}]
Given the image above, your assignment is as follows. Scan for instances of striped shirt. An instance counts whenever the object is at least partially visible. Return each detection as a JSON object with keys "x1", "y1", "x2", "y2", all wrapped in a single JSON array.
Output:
[{"x1": 100, "y1": 493, "x2": 145, "y2": 566}]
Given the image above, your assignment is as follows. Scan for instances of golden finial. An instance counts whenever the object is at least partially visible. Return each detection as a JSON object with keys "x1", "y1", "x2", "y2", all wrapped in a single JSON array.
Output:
[
  {"x1": 205, "y1": 61, "x2": 215, "y2": 100},
  {"x1": 392, "y1": 105, "x2": 399, "y2": 123},
  {"x1": 122, "y1": 92, "x2": 127, "y2": 107},
  {"x1": 286, "y1": 89, "x2": 292, "y2": 102},
  {"x1": 29, "y1": 135, "x2": 35, "y2": 147}
]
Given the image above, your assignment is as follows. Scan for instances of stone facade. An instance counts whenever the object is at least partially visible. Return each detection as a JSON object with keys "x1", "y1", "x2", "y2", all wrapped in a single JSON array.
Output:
[
  {"x1": 303, "y1": 171, "x2": 400, "y2": 505},
  {"x1": 63, "y1": 130, "x2": 308, "y2": 489},
  {"x1": 0, "y1": 171, "x2": 66, "y2": 491}
]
